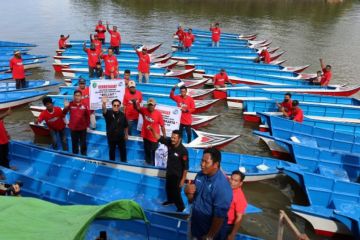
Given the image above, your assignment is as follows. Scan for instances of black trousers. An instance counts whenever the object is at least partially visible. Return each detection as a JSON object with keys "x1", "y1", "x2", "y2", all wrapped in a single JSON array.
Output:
[
  {"x1": 0, "y1": 143, "x2": 10, "y2": 168},
  {"x1": 71, "y1": 130, "x2": 87, "y2": 155},
  {"x1": 108, "y1": 137, "x2": 127, "y2": 162},
  {"x1": 166, "y1": 174, "x2": 185, "y2": 211},
  {"x1": 180, "y1": 124, "x2": 192, "y2": 143},
  {"x1": 89, "y1": 66, "x2": 96, "y2": 78},
  {"x1": 99, "y1": 38, "x2": 105, "y2": 44},
  {"x1": 15, "y1": 78, "x2": 26, "y2": 89},
  {"x1": 111, "y1": 46, "x2": 120, "y2": 54},
  {"x1": 143, "y1": 139, "x2": 158, "y2": 165}
]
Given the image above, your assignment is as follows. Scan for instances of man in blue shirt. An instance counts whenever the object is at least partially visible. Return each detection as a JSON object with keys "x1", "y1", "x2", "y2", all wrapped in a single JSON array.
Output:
[{"x1": 185, "y1": 147, "x2": 233, "y2": 240}]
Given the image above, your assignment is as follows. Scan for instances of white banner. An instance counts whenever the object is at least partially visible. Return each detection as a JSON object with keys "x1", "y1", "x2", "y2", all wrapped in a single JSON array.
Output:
[
  {"x1": 137, "y1": 104, "x2": 181, "y2": 136},
  {"x1": 89, "y1": 80, "x2": 125, "y2": 110}
]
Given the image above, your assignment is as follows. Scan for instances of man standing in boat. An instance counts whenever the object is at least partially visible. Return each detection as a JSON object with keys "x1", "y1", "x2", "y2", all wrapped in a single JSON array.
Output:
[
  {"x1": 0, "y1": 108, "x2": 11, "y2": 168},
  {"x1": 77, "y1": 78, "x2": 96, "y2": 129},
  {"x1": 123, "y1": 80, "x2": 143, "y2": 135},
  {"x1": 213, "y1": 69, "x2": 234, "y2": 88},
  {"x1": 276, "y1": 93, "x2": 292, "y2": 116},
  {"x1": 102, "y1": 96, "x2": 128, "y2": 162},
  {"x1": 226, "y1": 170, "x2": 248, "y2": 240},
  {"x1": 35, "y1": 97, "x2": 68, "y2": 151},
  {"x1": 95, "y1": 20, "x2": 107, "y2": 44},
  {"x1": 9, "y1": 50, "x2": 26, "y2": 89},
  {"x1": 134, "y1": 46, "x2": 151, "y2": 83},
  {"x1": 83, "y1": 42, "x2": 101, "y2": 78},
  {"x1": 319, "y1": 58, "x2": 332, "y2": 86},
  {"x1": 185, "y1": 147, "x2": 233, "y2": 239},
  {"x1": 90, "y1": 34, "x2": 102, "y2": 54},
  {"x1": 210, "y1": 23, "x2": 221, "y2": 47},
  {"x1": 132, "y1": 98, "x2": 166, "y2": 165},
  {"x1": 106, "y1": 22, "x2": 121, "y2": 55},
  {"x1": 183, "y1": 28, "x2": 195, "y2": 52},
  {"x1": 147, "y1": 126, "x2": 188, "y2": 212},
  {"x1": 174, "y1": 25, "x2": 185, "y2": 49},
  {"x1": 63, "y1": 90, "x2": 90, "y2": 156},
  {"x1": 170, "y1": 85, "x2": 195, "y2": 143},
  {"x1": 58, "y1": 34, "x2": 71, "y2": 49},
  {"x1": 101, "y1": 48, "x2": 119, "y2": 79}
]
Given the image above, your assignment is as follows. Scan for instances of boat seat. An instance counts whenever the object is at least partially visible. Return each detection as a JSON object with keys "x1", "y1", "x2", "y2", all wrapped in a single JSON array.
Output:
[
  {"x1": 290, "y1": 135, "x2": 318, "y2": 148},
  {"x1": 317, "y1": 165, "x2": 350, "y2": 182}
]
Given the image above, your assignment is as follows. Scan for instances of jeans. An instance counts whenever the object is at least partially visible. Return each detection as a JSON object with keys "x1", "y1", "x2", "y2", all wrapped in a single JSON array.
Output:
[
  {"x1": 15, "y1": 78, "x2": 26, "y2": 89},
  {"x1": 70, "y1": 130, "x2": 87, "y2": 155},
  {"x1": 212, "y1": 41, "x2": 220, "y2": 47},
  {"x1": 90, "y1": 112, "x2": 96, "y2": 129},
  {"x1": 0, "y1": 143, "x2": 10, "y2": 168},
  {"x1": 108, "y1": 137, "x2": 127, "y2": 162},
  {"x1": 49, "y1": 129, "x2": 68, "y2": 151},
  {"x1": 143, "y1": 139, "x2": 158, "y2": 165},
  {"x1": 138, "y1": 72, "x2": 149, "y2": 83},
  {"x1": 180, "y1": 124, "x2": 192, "y2": 143},
  {"x1": 165, "y1": 174, "x2": 185, "y2": 211},
  {"x1": 127, "y1": 119, "x2": 139, "y2": 136},
  {"x1": 89, "y1": 67, "x2": 95, "y2": 78}
]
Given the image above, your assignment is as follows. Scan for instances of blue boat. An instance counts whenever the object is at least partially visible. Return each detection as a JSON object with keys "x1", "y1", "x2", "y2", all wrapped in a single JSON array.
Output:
[
  {"x1": 176, "y1": 46, "x2": 257, "y2": 54},
  {"x1": 258, "y1": 112, "x2": 360, "y2": 137},
  {"x1": 253, "y1": 115, "x2": 360, "y2": 155},
  {"x1": 332, "y1": 199, "x2": 360, "y2": 240},
  {"x1": 3, "y1": 141, "x2": 262, "y2": 215},
  {"x1": 227, "y1": 88, "x2": 360, "y2": 106},
  {"x1": 0, "y1": 40, "x2": 37, "y2": 48},
  {"x1": 173, "y1": 50, "x2": 259, "y2": 59},
  {"x1": 0, "y1": 169, "x2": 261, "y2": 240},
  {"x1": 0, "y1": 59, "x2": 46, "y2": 72},
  {"x1": 282, "y1": 169, "x2": 359, "y2": 237},
  {"x1": 243, "y1": 99, "x2": 360, "y2": 122},
  {"x1": 0, "y1": 47, "x2": 30, "y2": 54},
  {"x1": 0, "y1": 54, "x2": 48, "y2": 62},
  {"x1": 27, "y1": 126, "x2": 281, "y2": 182},
  {"x1": 191, "y1": 28, "x2": 257, "y2": 40},
  {"x1": 0, "y1": 72, "x2": 32, "y2": 81},
  {"x1": 0, "y1": 80, "x2": 61, "y2": 92},
  {"x1": 0, "y1": 91, "x2": 48, "y2": 110}
]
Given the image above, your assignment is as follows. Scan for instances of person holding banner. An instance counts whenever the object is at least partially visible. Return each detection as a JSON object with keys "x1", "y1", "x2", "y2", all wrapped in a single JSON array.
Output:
[
  {"x1": 102, "y1": 96, "x2": 128, "y2": 162},
  {"x1": 123, "y1": 80, "x2": 143, "y2": 135},
  {"x1": 132, "y1": 98, "x2": 166, "y2": 165},
  {"x1": 170, "y1": 85, "x2": 195, "y2": 143},
  {"x1": 101, "y1": 48, "x2": 118, "y2": 79},
  {"x1": 63, "y1": 90, "x2": 90, "y2": 156},
  {"x1": 78, "y1": 78, "x2": 96, "y2": 129},
  {"x1": 134, "y1": 46, "x2": 151, "y2": 83},
  {"x1": 148, "y1": 127, "x2": 188, "y2": 212}
]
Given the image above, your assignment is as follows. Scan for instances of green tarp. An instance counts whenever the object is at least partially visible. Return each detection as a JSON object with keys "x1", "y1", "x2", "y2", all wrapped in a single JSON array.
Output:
[{"x1": 0, "y1": 196, "x2": 148, "y2": 240}]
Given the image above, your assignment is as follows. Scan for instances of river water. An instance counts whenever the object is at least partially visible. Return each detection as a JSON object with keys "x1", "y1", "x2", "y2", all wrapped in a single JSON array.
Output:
[{"x1": 1, "y1": 0, "x2": 360, "y2": 239}]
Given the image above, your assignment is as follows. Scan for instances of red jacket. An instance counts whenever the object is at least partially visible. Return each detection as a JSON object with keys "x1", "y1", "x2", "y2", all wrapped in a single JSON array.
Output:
[
  {"x1": 260, "y1": 50, "x2": 271, "y2": 64},
  {"x1": 213, "y1": 73, "x2": 229, "y2": 86},
  {"x1": 140, "y1": 107, "x2": 164, "y2": 142},
  {"x1": 210, "y1": 27, "x2": 221, "y2": 42},
  {"x1": 95, "y1": 24, "x2": 106, "y2": 39},
  {"x1": 183, "y1": 33, "x2": 195, "y2": 48},
  {"x1": 170, "y1": 90, "x2": 195, "y2": 125},
  {"x1": 0, "y1": 120, "x2": 9, "y2": 144},
  {"x1": 85, "y1": 49, "x2": 100, "y2": 68},
  {"x1": 137, "y1": 51, "x2": 151, "y2": 73},
  {"x1": 102, "y1": 54, "x2": 119, "y2": 77},
  {"x1": 108, "y1": 30, "x2": 121, "y2": 47},
  {"x1": 123, "y1": 88, "x2": 143, "y2": 120},
  {"x1": 63, "y1": 102, "x2": 90, "y2": 131},
  {"x1": 9, "y1": 57, "x2": 25, "y2": 79},
  {"x1": 38, "y1": 107, "x2": 66, "y2": 131},
  {"x1": 320, "y1": 68, "x2": 332, "y2": 86}
]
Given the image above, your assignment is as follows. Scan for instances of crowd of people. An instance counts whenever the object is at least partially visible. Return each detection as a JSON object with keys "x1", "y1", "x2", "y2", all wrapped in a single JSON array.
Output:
[{"x1": 0, "y1": 20, "x2": 336, "y2": 239}]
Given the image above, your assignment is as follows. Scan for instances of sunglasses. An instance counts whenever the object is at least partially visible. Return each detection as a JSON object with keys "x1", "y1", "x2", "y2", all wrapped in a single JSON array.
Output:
[{"x1": 113, "y1": 104, "x2": 120, "y2": 107}]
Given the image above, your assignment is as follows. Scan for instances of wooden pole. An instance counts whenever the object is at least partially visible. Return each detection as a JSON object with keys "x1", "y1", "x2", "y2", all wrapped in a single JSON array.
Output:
[{"x1": 277, "y1": 210, "x2": 310, "y2": 240}]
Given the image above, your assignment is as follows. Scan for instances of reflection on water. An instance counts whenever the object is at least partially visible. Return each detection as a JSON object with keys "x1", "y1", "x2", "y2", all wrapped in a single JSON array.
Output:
[{"x1": 1, "y1": 0, "x2": 360, "y2": 239}]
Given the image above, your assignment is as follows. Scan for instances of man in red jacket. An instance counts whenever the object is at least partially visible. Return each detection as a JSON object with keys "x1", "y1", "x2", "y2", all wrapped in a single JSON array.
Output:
[
  {"x1": 276, "y1": 93, "x2": 292, "y2": 116},
  {"x1": 83, "y1": 42, "x2": 101, "y2": 78},
  {"x1": 95, "y1": 20, "x2": 106, "y2": 44},
  {"x1": 63, "y1": 90, "x2": 90, "y2": 155},
  {"x1": 123, "y1": 80, "x2": 143, "y2": 135},
  {"x1": 35, "y1": 97, "x2": 67, "y2": 151},
  {"x1": 174, "y1": 25, "x2": 185, "y2": 48},
  {"x1": 319, "y1": 58, "x2": 332, "y2": 86},
  {"x1": 107, "y1": 22, "x2": 121, "y2": 54},
  {"x1": 183, "y1": 28, "x2": 195, "y2": 52},
  {"x1": 210, "y1": 22, "x2": 221, "y2": 47},
  {"x1": 133, "y1": 98, "x2": 166, "y2": 165},
  {"x1": 0, "y1": 108, "x2": 11, "y2": 168},
  {"x1": 135, "y1": 47, "x2": 151, "y2": 83},
  {"x1": 9, "y1": 50, "x2": 26, "y2": 89},
  {"x1": 170, "y1": 85, "x2": 195, "y2": 143},
  {"x1": 259, "y1": 49, "x2": 271, "y2": 64},
  {"x1": 90, "y1": 34, "x2": 102, "y2": 54},
  {"x1": 101, "y1": 48, "x2": 119, "y2": 79},
  {"x1": 213, "y1": 69, "x2": 234, "y2": 88}
]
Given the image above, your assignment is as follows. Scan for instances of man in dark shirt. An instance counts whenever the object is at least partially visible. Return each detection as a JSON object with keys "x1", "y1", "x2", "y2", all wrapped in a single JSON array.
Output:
[
  {"x1": 148, "y1": 126, "x2": 188, "y2": 212},
  {"x1": 102, "y1": 96, "x2": 128, "y2": 162}
]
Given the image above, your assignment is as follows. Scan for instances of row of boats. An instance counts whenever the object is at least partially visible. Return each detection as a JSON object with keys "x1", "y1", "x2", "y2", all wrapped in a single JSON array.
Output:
[{"x1": 0, "y1": 27, "x2": 359, "y2": 239}]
